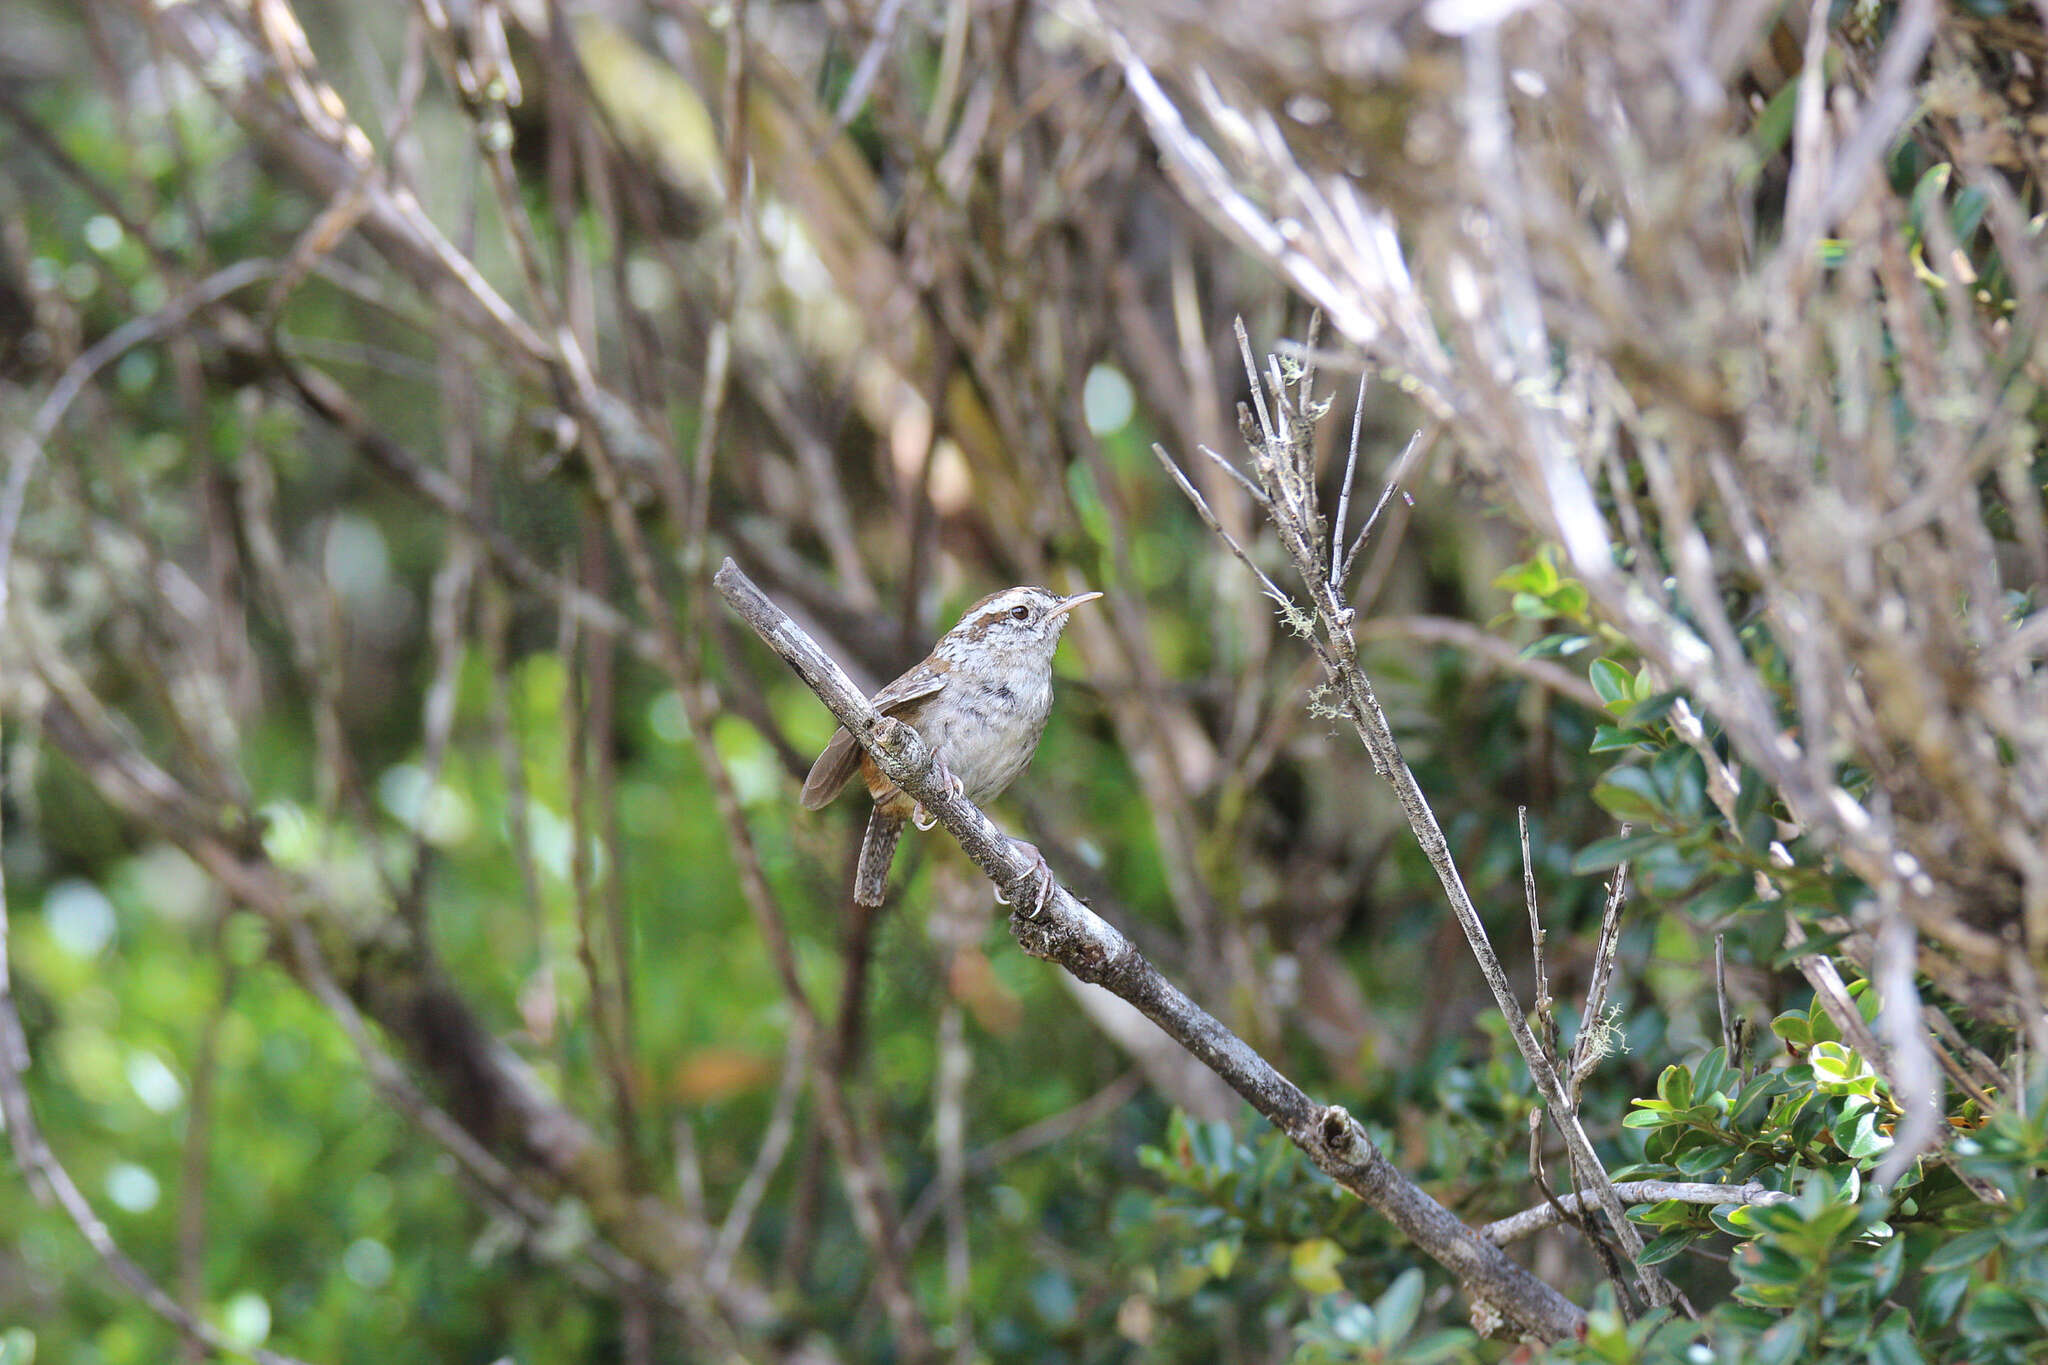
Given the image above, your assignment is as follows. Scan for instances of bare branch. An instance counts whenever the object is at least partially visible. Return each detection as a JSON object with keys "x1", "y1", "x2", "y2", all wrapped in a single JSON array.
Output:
[
  {"x1": 715, "y1": 557, "x2": 1588, "y2": 1343},
  {"x1": 1484, "y1": 1182, "x2": 1792, "y2": 1246}
]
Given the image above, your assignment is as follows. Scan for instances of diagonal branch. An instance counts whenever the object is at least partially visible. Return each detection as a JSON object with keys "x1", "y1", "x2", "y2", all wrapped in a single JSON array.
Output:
[{"x1": 714, "y1": 557, "x2": 1588, "y2": 1344}]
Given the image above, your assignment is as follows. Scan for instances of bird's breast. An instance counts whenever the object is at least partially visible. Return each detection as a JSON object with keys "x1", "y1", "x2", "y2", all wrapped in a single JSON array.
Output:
[{"x1": 923, "y1": 671, "x2": 1055, "y2": 802}]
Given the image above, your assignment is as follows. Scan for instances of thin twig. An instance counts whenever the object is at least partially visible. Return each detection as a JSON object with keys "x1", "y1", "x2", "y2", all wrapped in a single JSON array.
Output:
[
  {"x1": 1530, "y1": 1111, "x2": 1632, "y2": 1319},
  {"x1": 1336, "y1": 426, "x2": 1430, "y2": 588},
  {"x1": 1715, "y1": 934, "x2": 1738, "y2": 1066},
  {"x1": 935, "y1": 1001, "x2": 974, "y2": 1359},
  {"x1": 1520, "y1": 809, "x2": 1557, "y2": 1064},
  {"x1": 1194, "y1": 442, "x2": 1274, "y2": 508},
  {"x1": 1151, "y1": 447, "x2": 1298, "y2": 614},
  {"x1": 1571, "y1": 848, "x2": 1631, "y2": 1101},
  {"x1": 708, "y1": 1029, "x2": 808, "y2": 1290},
  {"x1": 1330, "y1": 374, "x2": 1367, "y2": 582},
  {"x1": 1484, "y1": 1181, "x2": 1793, "y2": 1245}
]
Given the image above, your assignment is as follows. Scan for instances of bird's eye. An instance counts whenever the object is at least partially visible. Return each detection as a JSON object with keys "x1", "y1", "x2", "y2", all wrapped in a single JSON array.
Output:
[{"x1": 1010, "y1": 604, "x2": 1031, "y2": 621}]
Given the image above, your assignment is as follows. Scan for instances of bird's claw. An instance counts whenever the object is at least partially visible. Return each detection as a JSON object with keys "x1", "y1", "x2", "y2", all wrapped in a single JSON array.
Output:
[
  {"x1": 913, "y1": 758, "x2": 963, "y2": 831},
  {"x1": 994, "y1": 839, "x2": 1056, "y2": 917}
]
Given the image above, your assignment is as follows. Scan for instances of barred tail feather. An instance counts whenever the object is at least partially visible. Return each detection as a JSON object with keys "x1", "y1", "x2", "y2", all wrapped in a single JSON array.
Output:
[{"x1": 854, "y1": 808, "x2": 907, "y2": 907}]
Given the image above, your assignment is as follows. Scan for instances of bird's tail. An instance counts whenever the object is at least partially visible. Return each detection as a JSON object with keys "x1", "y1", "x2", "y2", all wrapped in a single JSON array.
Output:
[{"x1": 854, "y1": 807, "x2": 907, "y2": 907}]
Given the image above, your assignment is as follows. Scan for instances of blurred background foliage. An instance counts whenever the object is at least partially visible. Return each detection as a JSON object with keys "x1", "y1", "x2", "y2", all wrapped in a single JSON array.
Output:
[{"x1": 1, "y1": 0, "x2": 2046, "y2": 1362}]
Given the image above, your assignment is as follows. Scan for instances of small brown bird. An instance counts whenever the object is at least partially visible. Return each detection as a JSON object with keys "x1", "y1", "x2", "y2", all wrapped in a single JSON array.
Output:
[{"x1": 801, "y1": 585, "x2": 1102, "y2": 907}]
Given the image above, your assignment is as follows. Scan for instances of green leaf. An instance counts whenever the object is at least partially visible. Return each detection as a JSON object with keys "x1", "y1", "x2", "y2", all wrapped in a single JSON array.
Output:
[
  {"x1": 1909, "y1": 163, "x2": 1953, "y2": 236},
  {"x1": 1871, "y1": 1233, "x2": 1907, "y2": 1298},
  {"x1": 1615, "y1": 690, "x2": 1683, "y2": 729},
  {"x1": 1688, "y1": 875, "x2": 1757, "y2": 921},
  {"x1": 1494, "y1": 554, "x2": 1560, "y2": 596},
  {"x1": 1657, "y1": 1064, "x2": 1694, "y2": 1109},
  {"x1": 1675, "y1": 1142, "x2": 1743, "y2": 1178},
  {"x1": 1590, "y1": 725, "x2": 1653, "y2": 754},
  {"x1": 1769, "y1": 929, "x2": 1853, "y2": 967},
  {"x1": 1593, "y1": 767, "x2": 1667, "y2": 822},
  {"x1": 0, "y1": 1328, "x2": 34, "y2": 1365},
  {"x1": 1834, "y1": 1104, "x2": 1893, "y2": 1160},
  {"x1": 1952, "y1": 185, "x2": 1988, "y2": 244},
  {"x1": 1959, "y1": 1286, "x2": 2040, "y2": 1342},
  {"x1": 1997, "y1": 1196, "x2": 2048, "y2": 1250},
  {"x1": 1740, "y1": 1243, "x2": 1805, "y2": 1289},
  {"x1": 1730, "y1": 1073, "x2": 1786, "y2": 1127},
  {"x1": 1548, "y1": 582, "x2": 1589, "y2": 619},
  {"x1": 1867, "y1": 1317, "x2": 1927, "y2": 1365},
  {"x1": 1770, "y1": 1010, "x2": 1813, "y2": 1048},
  {"x1": 1636, "y1": 1228, "x2": 1698, "y2": 1267},
  {"x1": 1651, "y1": 745, "x2": 1706, "y2": 821},
  {"x1": 1810, "y1": 1041, "x2": 1866, "y2": 1087},
  {"x1": 1398, "y1": 1329, "x2": 1480, "y2": 1365},
  {"x1": 1628, "y1": 1199, "x2": 1694, "y2": 1227},
  {"x1": 1205, "y1": 1236, "x2": 1240, "y2": 1279},
  {"x1": 1693, "y1": 1047, "x2": 1731, "y2": 1099},
  {"x1": 1572, "y1": 831, "x2": 1666, "y2": 874},
  {"x1": 1751, "y1": 1314, "x2": 1810, "y2": 1365},
  {"x1": 1373, "y1": 1268, "x2": 1423, "y2": 1347},
  {"x1": 1922, "y1": 1226, "x2": 2001, "y2": 1273},
  {"x1": 1750, "y1": 78, "x2": 1800, "y2": 159},
  {"x1": 1288, "y1": 1237, "x2": 1344, "y2": 1295},
  {"x1": 1711, "y1": 1203, "x2": 1759, "y2": 1238},
  {"x1": 1589, "y1": 658, "x2": 1634, "y2": 709},
  {"x1": 1919, "y1": 1264, "x2": 1971, "y2": 1325},
  {"x1": 1522, "y1": 632, "x2": 1594, "y2": 659}
]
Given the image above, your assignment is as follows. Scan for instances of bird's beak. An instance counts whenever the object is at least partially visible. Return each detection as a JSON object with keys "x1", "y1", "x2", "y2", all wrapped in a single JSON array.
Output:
[{"x1": 1047, "y1": 590, "x2": 1104, "y2": 619}]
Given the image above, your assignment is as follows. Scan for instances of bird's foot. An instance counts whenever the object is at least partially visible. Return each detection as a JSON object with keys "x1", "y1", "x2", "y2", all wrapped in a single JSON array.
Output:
[
  {"x1": 993, "y1": 839, "x2": 1057, "y2": 917},
  {"x1": 912, "y1": 757, "x2": 964, "y2": 831}
]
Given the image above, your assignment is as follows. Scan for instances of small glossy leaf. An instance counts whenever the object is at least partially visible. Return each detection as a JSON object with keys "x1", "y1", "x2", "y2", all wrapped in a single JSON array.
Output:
[
  {"x1": 1770, "y1": 1011, "x2": 1812, "y2": 1047},
  {"x1": 1675, "y1": 1142, "x2": 1742, "y2": 1178},
  {"x1": 1589, "y1": 658, "x2": 1634, "y2": 708},
  {"x1": 1657, "y1": 1065, "x2": 1694, "y2": 1109},
  {"x1": 1617, "y1": 690, "x2": 1683, "y2": 729},
  {"x1": 1922, "y1": 1227, "x2": 2000, "y2": 1273},
  {"x1": 1593, "y1": 767, "x2": 1667, "y2": 822},
  {"x1": 1636, "y1": 1228, "x2": 1698, "y2": 1267},
  {"x1": 1692, "y1": 1048, "x2": 1731, "y2": 1099},
  {"x1": 1590, "y1": 725, "x2": 1653, "y2": 754},
  {"x1": 1959, "y1": 1286, "x2": 2039, "y2": 1342},
  {"x1": 1711, "y1": 1203, "x2": 1758, "y2": 1237},
  {"x1": 1919, "y1": 1264, "x2": 1970, "y2": 1325}
]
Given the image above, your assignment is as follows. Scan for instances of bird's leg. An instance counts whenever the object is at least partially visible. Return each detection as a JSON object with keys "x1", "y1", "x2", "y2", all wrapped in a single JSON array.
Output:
[
  {"x1": 993, "y1": 839, "x2": 1056, "y2": 916},
  {"x1": 911, "y1": 754, "x2": 964, "y2": 831}
]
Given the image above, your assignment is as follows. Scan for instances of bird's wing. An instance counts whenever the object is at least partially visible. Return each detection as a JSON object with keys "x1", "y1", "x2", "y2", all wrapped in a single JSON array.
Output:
[
  {"x1": 868, "y1": 658, "x2": 950, "y2": 714},
  {"x1": 798, "y1": 662, "x2": 950, "y2": 809}
]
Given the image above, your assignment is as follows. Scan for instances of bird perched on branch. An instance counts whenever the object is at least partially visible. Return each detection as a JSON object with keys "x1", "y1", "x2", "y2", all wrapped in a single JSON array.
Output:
[{"x1": 801, "y1": 586, "x2": 1102, "y2": 907}]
